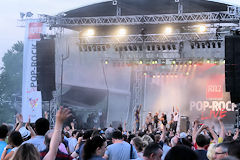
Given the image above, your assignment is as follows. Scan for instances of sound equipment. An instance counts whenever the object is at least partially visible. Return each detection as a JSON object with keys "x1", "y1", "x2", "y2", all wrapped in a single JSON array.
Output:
[
  {"x1": 36, "y1": 39, "x2": 56, "y2": 101},
  {"x1": 225, "y1": 35, "x2": 240, "y2": 104},
  {"x1": 179, "y1": 116, "x2": 189, "y2": 133}
]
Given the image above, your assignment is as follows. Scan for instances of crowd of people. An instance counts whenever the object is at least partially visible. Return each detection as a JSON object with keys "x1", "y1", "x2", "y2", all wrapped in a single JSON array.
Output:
[{"x1": 0, "y1": 106, "x2": 239, "y2": 160}]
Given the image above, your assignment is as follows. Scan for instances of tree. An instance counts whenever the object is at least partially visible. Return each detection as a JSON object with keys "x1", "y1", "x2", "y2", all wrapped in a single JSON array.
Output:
[{"x1": 0, "y1": 41, "x2": 23, "y2": 124}]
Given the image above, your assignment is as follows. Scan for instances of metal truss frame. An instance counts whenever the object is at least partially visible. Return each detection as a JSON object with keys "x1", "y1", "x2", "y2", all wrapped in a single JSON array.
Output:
[
  {"x1": 77, "y1": 32, "x2": 227, "y2": 44},
  {"x1": 39, "y1": 11, "x2": 239, "y2": 27},
  {"x1": 128, "y1": 67, "x2": 145, "y2": 131},
  {"x1": 49, "y1": 89, "x2": 61, "y2": 128}
]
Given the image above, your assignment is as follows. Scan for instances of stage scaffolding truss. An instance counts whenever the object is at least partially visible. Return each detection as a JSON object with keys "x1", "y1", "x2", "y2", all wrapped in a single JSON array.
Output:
[
  {"x1": 77, "y1": 32, "x2": 227, "y2": 44},
  {"x1": 129, "y1": 68, "x2": 145, "y2": 130},
  {"x1": 19, "y1": 9, "x2": 240, "y2": 128},
  {"x1": 39, "y1": 11, "x2": 240, "y2": 27}
]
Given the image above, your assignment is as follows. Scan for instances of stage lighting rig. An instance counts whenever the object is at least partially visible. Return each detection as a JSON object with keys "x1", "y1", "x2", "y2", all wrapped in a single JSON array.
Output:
[
  {"x1": 234, "y1": 105, "x2": 240, "y2": 129},
  {"x1": 164, "y1": 27, "x2": 173, "y2": 35},
  {"x1": 199, "y1": 25, "x2": 206, "y2": 33},
  {"x1": 83, "y1": 29, "x2": 95, "y2": 37},
  {"x1": 117, "y1": 28, "x2": 127, "y2": 36},
  {"x1": 26, "y1": 12, "x2": 33, "y2": 17},
  {"x1": 20, "y1": 12, "x2": 25, "y2": 19}
]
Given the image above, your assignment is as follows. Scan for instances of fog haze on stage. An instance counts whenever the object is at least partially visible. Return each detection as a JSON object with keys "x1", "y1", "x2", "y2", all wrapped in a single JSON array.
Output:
[{"x1": 55, "y1": 31, "x2": 235, "y2": 129}]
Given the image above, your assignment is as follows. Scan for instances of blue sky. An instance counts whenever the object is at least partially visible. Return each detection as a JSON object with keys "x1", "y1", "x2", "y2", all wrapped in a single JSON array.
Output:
[{"x1": 0, "y1": 0, "x2": 239, "y2": 67}]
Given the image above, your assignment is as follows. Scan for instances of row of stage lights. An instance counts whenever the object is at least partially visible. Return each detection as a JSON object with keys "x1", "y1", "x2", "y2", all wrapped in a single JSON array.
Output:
[
  {"x1": 79, "y1": 43, "x2": 178, "y2": 52},
  {"x1": 78, "y1": 41, "x2": 221, "y2": 52},
  {"x1": 144, "y1": 73, "x2": 190, "y2": 78},
  {"x1": 190, "y1": 41, "x2": 222, "y2": 49},
  {"x1": 104, "y1": 59, "x2": 225, "y2": 65},
  {"x1": 81, "y1": 25, "x2": 207, "y2": 37}
]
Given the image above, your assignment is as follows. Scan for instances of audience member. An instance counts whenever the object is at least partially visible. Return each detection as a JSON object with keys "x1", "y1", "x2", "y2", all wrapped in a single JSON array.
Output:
[
  {"x1": 103, "y1": 130, "x2": 138, "y2": 160},
  {"x1": 143, "y1": 143, "x2": 162, "y2": 160},
  {"x1": 23, "y1": 118, "x2": 50, "y2": 151},
  {"x1": 82, "y1": 135, "x2": 106, "y2": 160}
]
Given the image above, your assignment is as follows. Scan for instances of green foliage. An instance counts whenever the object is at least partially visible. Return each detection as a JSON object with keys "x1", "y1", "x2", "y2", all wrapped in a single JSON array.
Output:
[{"x1": 0, "y1": 41, "x2": 23, "y2": 124}]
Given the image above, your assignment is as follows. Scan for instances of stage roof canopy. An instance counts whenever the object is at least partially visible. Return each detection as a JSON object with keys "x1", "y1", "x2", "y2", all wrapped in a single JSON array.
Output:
[{"x1": 64, "y1": 0, "x2": 228, "y2": 18}]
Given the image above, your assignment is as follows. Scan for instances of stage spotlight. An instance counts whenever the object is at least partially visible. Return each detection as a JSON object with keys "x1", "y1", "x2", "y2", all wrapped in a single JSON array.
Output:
[
  {"x1": 152, "y1": 45, "x2": 155, "y2": 51},
  {"x1": 172, "y1": 44, "x2": 176, "y2": 50},
  {"x1": 144, "y1": 72, "x2": 147, "y2": 76},
  {"x1": 102, "y1": 45, "x2": 106, "y2": 51},
  {"x1": 147, "y1": 45, "x2": 151, "y2": 51},
  {"x1": 197, "y1": 43, "x2": 200, "y2": 48},
  {"x1": 194, "y1": 64, "x2": 197, "y2": 67},
  {"x1": 20, "y1": 12, "x2": 25, "y2": 19},
  {"x1": 119, "y1": 46, "x2": 123, "y2": 51},
  {"x1": 152, "y1": 61, "x2": 155, "y2": 64},
  {"x1": 79, "y1": 46, "x2": 83, "y2": 52},
  {"x1": 84, "y1": 29, "x2": 95, "y2": 37},
  {"x1": 188, "y1": 60, "x2": 192, "y2": 65},
  {"x1": 223, "y1": 60, "x2": 225, "y2": 64},
  {"x1": 26, "y1": 12, "x2": 33, "y2": 17},
  {"x1": 172, "y1": 60, "x2": 176, "y2": 65},
  {"x1": 199, "y1": 25, "x2": 206, "y2": 33},
  {"x1": 206, "y1": 42, "x2": 211, "y2": 48},
  {"x1": 164, "y1": 27, "x2": 172, "y2": 35},
  {"x1": 154, "y1": 60, "x2": 158, "y2": 64},
  {"x1": 129, "y1": 45, "x2": 133, "y2": 51},
  {"x1": 139, "y1": 60, "x2": 143, "y2": 64},
  {"x1": 212, "y1": 42, "x2": 216, "y2": 48},
  {"x1": 105, "y1": 60, "x2": 109, "y2": 64},
  {"x1": 161, "y1": 59, "x2": 166, "y2": 64},
  {"x1": 153, "y1": 75, "x2": 156, "y2": 78},
  {"x1": 93, "y1": 45, "x2": 97, "y2": 51},
  {"x1": 133, "y1": 45, "x2": 137, "y2": 51},
  {"x1": 88, "y1": 46, "x2": 92, "y2": 51},
  {"x1": 167, "y1": 45, "x2": 171, "y2": 50},
  {"x1": 124, "y1": 46, "x2": 128, "y2": 51},
  {"x1": 190, "y1": 43, "x2": 194, "y2": 49},
  {"x1": 83, "y1": 45, "x2": 87, "y2": 52},
  {"x1": 162, "y1": 45, "x2": 166, "y2": 50},
  {"x1": 207, "y1": 60, "x2": 210, "y2": 64},
  {"x1": 97, "y1": 46, "x2": 101, "y2": 51},
  {"x1": 186, "y1": 72, "x2": 189, "y2": 76},
  {"x1": 117, "y1": 28, "x2": 127, "y2": 36}
]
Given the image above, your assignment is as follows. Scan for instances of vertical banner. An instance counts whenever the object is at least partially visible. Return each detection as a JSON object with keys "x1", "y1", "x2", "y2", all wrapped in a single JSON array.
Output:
[{"x1": 22, "y1": 21, "x2": 45, "y2": 122}]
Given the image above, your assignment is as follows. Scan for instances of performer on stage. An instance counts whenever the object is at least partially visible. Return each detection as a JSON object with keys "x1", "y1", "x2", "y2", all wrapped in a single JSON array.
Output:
[
  {"x1": 135, "y1": 104, "x2": 142, "y2": 131},
  {"x1": 160, "y1": 112, "x2": 167, "y2": 126},
  {"x1": 172, "y1": 106, "x2": 179, "y2": 133},
  {"x1": 169, "y1": 113, "x2": 174, "y2": 131},
  {"x1": 145, "y1": 112, "x2": 153, "y2": 132},
  {"x1": 153, "y1": 112, "x2": 159, "y2": 129}
]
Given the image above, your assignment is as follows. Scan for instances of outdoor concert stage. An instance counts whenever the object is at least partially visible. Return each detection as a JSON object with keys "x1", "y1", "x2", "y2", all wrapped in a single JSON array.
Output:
[{"x1": 33, "y1": 0, "x2": 240, "y2": 129}]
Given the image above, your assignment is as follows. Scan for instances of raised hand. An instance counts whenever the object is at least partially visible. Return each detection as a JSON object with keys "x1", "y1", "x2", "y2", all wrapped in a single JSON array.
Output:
[
  {"x1": 56, "y1": 106, "x2": 72, "y2": 124},
  {"x1": 44, "y1": 111, "x2": 49, "y2": 119}
]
